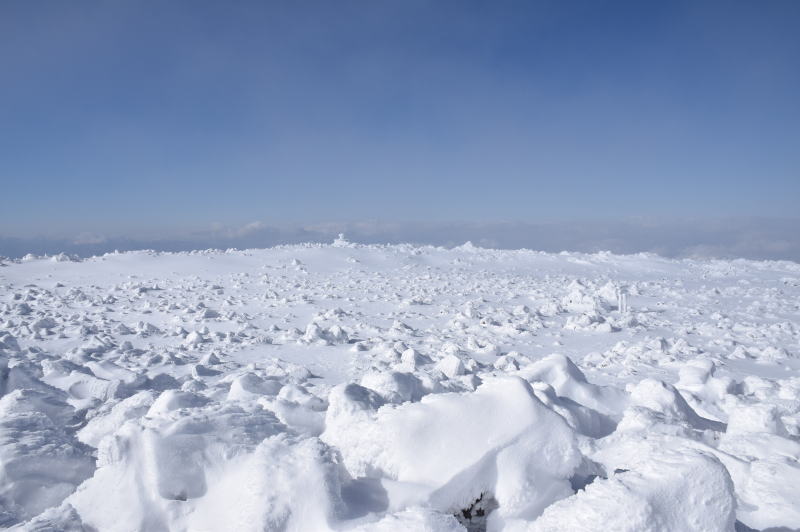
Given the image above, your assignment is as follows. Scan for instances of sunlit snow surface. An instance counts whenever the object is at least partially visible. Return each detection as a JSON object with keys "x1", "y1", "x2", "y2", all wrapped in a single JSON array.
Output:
[{"x1": 1, "y1": 243, "x2": 799, "y2": 531}]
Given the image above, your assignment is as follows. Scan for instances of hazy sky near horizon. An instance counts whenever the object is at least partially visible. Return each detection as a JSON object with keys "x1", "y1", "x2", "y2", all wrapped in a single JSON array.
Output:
[{"x1": 2, "y1": 0, "x2": 799, "y2": 238}]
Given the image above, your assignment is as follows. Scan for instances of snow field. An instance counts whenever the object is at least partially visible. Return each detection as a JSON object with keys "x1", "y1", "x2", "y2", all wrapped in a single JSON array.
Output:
[{"x1": 1, "y1": 242, "x2": 799, "y2": 530}]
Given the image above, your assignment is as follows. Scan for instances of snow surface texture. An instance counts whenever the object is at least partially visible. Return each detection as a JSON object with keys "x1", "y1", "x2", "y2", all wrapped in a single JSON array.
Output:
[{"x1": 1, "y1": 241, "x2": 799, "y2": 531}]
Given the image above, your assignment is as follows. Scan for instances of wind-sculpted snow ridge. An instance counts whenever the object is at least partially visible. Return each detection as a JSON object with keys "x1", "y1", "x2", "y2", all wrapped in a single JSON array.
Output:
[{"x1": 1, "y1": 241, "x2": 799, "y2": 531}]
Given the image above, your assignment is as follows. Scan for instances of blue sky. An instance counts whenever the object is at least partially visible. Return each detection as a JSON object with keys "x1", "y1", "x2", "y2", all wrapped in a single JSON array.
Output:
[{"x1": 1, "y1": 1, "x2": 799, "y2": 255}]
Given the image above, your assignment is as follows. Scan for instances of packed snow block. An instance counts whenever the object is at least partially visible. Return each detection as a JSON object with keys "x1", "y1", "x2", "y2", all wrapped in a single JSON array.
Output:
[
  {"x1": 185, "y1": 436, "x2": 347, "y2": 531},
  {"x1": 85, "y1": 360, "x2": 145, "y2": 388},
  {"x1": 725, "y1": 404, "x2": 790, "y2": 437},
  {"x1": 7, "y1": 503, "x2": 87, "y2": 531},
  {"x1": 77, "y1": 390, "x2": 156, "y2": 448},
  {"x1": 0, "y1": 390, "x2": 95, "y2": 527},
  {"x1": 718, "y1": 411, "x2": 800, "y2": 530},
  {"x1": 322, "y1": 377, "x2": 581, "y2": 524},
  {"x1": 522, "y1": 448, "x2": 736, "y2": 532},
  {"x1": 1, "y1": 362, "x2": 66, "y2": 399},
  {"x1": 730, "y1": 453, "x2": 800, "y2": 530},
  {"x1": 0, "y1": 385, "x2": 74, "y2": 427},
  {"x1": 44, "y1": 369, "x2": 126, "y2": 409},
  {"x1": 519, "y1": 354, "x2": 627, "y2": 417},
  {"x1": 0, "y1": 333, "x2": 21, "y2": 353},
  {"x1": 69, "y1": 400, "x2": 346, "y2": 531}
]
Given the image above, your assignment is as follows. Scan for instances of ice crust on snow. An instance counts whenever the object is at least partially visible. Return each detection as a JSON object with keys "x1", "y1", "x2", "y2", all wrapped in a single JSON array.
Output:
[{"x1": 1, "y1": 244, "x2": 799, "y2": 530}]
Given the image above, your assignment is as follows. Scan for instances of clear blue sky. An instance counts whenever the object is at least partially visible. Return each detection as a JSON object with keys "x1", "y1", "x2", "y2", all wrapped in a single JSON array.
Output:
[{"x1": 2, "y1": 0, "x2": 799, "y2": 238}]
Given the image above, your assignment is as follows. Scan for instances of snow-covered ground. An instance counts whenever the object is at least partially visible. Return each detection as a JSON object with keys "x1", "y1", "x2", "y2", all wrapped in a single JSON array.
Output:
[{"x1": 1, "y1": 240, "x2": 799, "y2": 531}]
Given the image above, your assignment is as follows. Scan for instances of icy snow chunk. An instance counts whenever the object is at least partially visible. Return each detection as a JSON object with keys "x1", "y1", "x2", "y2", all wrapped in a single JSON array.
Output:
[
  {"x1": 327, "y1": 324, "x2": 349, "y2": 343},
  {"x1": 30, "y1": 317, "x2": 57, "y2": 332},
  {"x1": 192, "y1": 363, "x2": 222, "y2": 378},
  {"x1": 199, "y1": 308, "x2": 220, "y2": 319},
  {"x1": 134, "y1": 321, "x2": 161, "y2": 336},
  {"x1": 494, "y1": 354, "x2": 521, "y2": 372},
  {"x1": 300, "y1": 322, "x2": 350, "y2": 345},
  {"x1": 200, "y1": 351, "x2": 221, "y2": 365},
  {"x1": 74, "y1": 335, "x2": 115, "y2": 357},
  {"x1": 112, "y1": 322, "x2": 133, "y2": 335},
  {"x1": 13, "y1": 303, "x2": 32, "y2": 316},
  {"x1": 183, "y1": 330, "x2": 206, "y2": 346},
  {"x1": 397, "y1": 348, "x2": 431, "y2": 370},
  {"x1": 435, "y1": 354, "x2": 466, "y2": 378}
]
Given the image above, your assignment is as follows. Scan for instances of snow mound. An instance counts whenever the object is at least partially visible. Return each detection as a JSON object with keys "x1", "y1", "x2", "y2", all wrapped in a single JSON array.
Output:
[
  {"x1": 67, "y1": 396, "x2": 346, "y2": 531},
  {"x1": 524, "y1": 448, "x2": 736, "y2": 532},
  {"x1": 323, "y1": 377, "x2": 581, "y2": 524}
]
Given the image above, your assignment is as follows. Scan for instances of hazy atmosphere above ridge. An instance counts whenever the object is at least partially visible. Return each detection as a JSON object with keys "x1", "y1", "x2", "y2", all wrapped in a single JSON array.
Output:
[{"x1": 1, "y1": 1, "x2": 799, "y2": 258}]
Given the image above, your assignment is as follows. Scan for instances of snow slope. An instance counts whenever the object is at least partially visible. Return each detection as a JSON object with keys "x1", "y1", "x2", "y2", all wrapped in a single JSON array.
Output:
[{"x1": 1, "y1": 241, "x2": 799, "y2": 531}]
